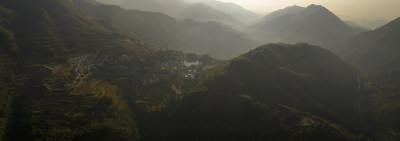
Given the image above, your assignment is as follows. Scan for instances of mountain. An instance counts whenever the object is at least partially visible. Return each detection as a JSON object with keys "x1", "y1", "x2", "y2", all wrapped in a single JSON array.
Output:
[
  {"x1": 200, "y1": 0, "x2": 261, "y2": 24},
  {"x1": 0, "y1": 0, "x2": 145, "y2": 140},
  {"x1": 177, "y1": 19, "x2": 258, "y2": 57},
  {"x1": 196, "y1": 43, "x2": 361, "y2": 124},
  {"x1": 144, "y1": 43, "x2": 366, "y2": 140},
  {"x1": 74, "y1": 1, "x2": 259, "y2": 58},
  {"x1": 179, "y1": 3, "x2": 241, "y2": 25},
  {"x1": 351, "y1": 19, "x2": 389, "y2": 30},
  {"x1": 341, "y1": 17, "x2": 400, "y2": 139},
  {"x1": 109, "y1": 0, "x2": 246, "y2": 28},
  {"x1": 0, "y1": 0, "x2": 200, "y2": 140},
  {"x1": 3, "y1": 0, "x2": 399, "y2": 140},
  {"x1": 95, "y1": 0, "x2": 125, "y2": 5},
  {"x1": 248, "y1": 5, "x2": 363, "y2": 51},
  {"x1": 343, "y1": 17, "x2": 400, "y2": 69},
  {"x1": 118, "y1": 0, "x2": 186, "y2": 17},
  {"x1": 256, "y1": 5, "x2": 304, "y2": 24}
]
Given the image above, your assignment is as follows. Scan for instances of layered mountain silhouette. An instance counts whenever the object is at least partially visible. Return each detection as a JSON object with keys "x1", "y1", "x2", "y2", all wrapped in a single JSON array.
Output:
[
  {"x1": 343, "y1": 17, "x2": 400, "y2": 69},
  {"x1": 180, "y1": 3, "x2": 241, "y2": 25},
  {"x1": 99, "y1": 0, "x2": 258, "y2": 28},
  {"x1": 248, "y1": 5, "x2": 363, "y2": 51},
  {"x1": 118, "y1": 0, "x2": 185, "y2": 17},
  {"x1": 1, "y1": 0, "x2": 400, "y2": 140},
  {"x1": 199, "y1": 0, "x2": 261, "y2": 24},
  {"x1": 75, "y1": 0, "x2": 258, "y2": 58},
  {"x1": 341, "y1": 17, "x2": 400, "y2": 139},
  {"x1": 257, "y1": 5, "x2": 304, "y2": 24}
]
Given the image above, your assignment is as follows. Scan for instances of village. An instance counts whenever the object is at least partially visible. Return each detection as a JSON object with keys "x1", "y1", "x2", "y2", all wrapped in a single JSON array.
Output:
[{"x1": 65, "y1": 51, "x2": 211, "y2": 89}]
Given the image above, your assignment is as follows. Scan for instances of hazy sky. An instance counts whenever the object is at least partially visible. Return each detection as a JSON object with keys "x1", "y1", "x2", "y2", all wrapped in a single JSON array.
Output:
[{"x1": 218, "y1": 0, "x2": 400, "y2": 21}]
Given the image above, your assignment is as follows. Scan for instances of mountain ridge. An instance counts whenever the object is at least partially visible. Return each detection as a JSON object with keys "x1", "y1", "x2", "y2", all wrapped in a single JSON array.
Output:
[
  {"x1": 248, "y1": 4, "x2": 363, "y2": 51},
  {"x1": 73, "y1": 0, "x2": 259, "y2": 58},
  {"x1": 154, "y1": 43, "x2": 366, "y2": 140},
  {"x1": 343, "y1": 17, "x2": 400, "y2": 69}
]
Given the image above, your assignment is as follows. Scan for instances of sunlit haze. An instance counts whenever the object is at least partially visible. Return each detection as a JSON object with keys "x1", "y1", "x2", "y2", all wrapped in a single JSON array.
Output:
[
  {"x1": 2, "y1": 0, "x2": 400, "y2": 140},
  {"x1": 218, "y1": 0, "x2": 400, "y2": 21}
]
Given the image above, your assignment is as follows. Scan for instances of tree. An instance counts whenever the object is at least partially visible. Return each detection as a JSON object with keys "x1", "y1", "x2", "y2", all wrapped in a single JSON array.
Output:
[
  {"x1": 198, "y1": 54, "x2": 213, "y2": 65},
  {"x1": 185, "y1": 53, "x2": 198, "y2": 63}
]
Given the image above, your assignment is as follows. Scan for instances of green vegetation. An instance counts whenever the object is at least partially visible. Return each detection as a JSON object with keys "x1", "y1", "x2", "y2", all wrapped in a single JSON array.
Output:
[
  {"x1": 0, "y1": 55, "x2": 16, "y2": 140},
  {"x1": 0, "y1": 0, "x2": 398, "y2": 140},
  {"x1": 278, "y1": 66, "x2": 312, "y2": 78},
  {"x1": 0, "y1": 26, "x2": 13, "y2": 41},
  {"x1": 137, "y1": 43, "x2": 364, "y2": 140},
  {"x1": 0, "y1": 5, "x2": 13, "y2": 18},
  {"x1": 341, "y1": 17, "x2": 400, "y2": 140},
  {"x1": 185, "y1": 53, "x2": 198, "y2": 62},
  {"x1": 0, "y1": 0, "x2": 153, "y2": 140}
]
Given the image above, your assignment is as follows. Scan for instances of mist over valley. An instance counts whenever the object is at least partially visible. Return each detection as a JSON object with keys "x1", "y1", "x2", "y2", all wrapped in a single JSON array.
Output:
[{"x1": 0, "y1": 0, "x2": 399, "y2": 140}]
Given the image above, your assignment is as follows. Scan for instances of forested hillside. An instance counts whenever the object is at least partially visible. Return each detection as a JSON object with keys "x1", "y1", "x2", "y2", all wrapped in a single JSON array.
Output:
[
  {"x1": 0, "y1": 0, "x2": 399, "y2": 140},
  {"x1": 141, "y1": 43, "x2": 366, "y2": 140},
  {"x1": 0, "y1": 0, "x2": 204, "y2": 140},
  {"x1": 342, "y1": 17, "x2": 400, "y2": 140}
]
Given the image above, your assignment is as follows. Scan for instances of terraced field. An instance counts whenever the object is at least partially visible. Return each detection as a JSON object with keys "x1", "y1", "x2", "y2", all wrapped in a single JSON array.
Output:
[{"x1": 4, "y1": 61, "x2": 140, "y2": 140}]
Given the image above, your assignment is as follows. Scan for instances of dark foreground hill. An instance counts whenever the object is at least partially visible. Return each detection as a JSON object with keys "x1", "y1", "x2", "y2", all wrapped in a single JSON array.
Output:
[
  {"x1": 0, "y1": 0, "x2": 196, "y2": 140},
  {"x1": 0, "y1": 0, "x2": 393, "y2": 140},
  {"x1": 141, "y1": 43, "x2": 367, "y2": 140}
]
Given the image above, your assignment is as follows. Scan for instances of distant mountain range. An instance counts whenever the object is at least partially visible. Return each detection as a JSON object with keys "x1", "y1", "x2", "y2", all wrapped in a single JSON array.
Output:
[
  {"x1": 76, "y1": 0, "x2": 258, "y2": 58},
  {"x1": 1, "y1": 0, "x2": 400, "y2": 140},
  {"x1": 198, "y1": 0, "x2": 261, "y2": 24},
  {"x1": 97, "y1": 0, "x2": 260, "y2": 27},
  {"x1": 343, "y1": 17, "x2": 400, "y2": 69},
  {"x1": 118, "y1": 0, "x2": 185, "y2": 17},
  {"x1": 248, "y1": 4, "x2": 364, "y2": 51},
  {"x1": 179, "y1": 3, "x2": 241, "y2": 25},
  {"x1": 256, "y1": 5, "x2": 304, "y2": 24}
]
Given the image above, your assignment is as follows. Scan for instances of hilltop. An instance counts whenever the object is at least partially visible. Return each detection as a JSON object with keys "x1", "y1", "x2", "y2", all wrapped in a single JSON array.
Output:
[
  {"x1": 248, "y1": 4, "x2": 363, "y2": 51},
  {"x1": 343, "y1": 17, "x2": 400, "y2": 69}
]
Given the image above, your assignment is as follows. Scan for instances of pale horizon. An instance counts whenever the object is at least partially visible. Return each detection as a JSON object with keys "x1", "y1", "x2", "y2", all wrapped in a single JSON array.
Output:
[{"x1": 218, "y1": 0, "x2": 400, "y2": 22}]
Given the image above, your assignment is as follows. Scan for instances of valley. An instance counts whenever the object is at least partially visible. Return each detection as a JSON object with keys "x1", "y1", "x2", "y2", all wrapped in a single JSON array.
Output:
[{"x1": 0, "y1": 0, "x2": 399, "y2": 140}]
